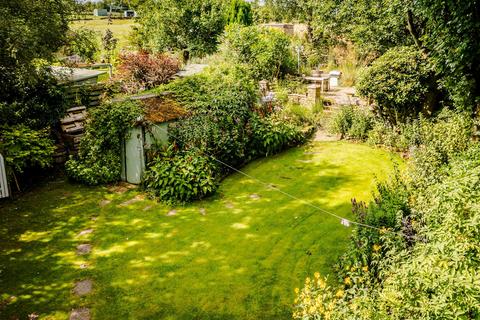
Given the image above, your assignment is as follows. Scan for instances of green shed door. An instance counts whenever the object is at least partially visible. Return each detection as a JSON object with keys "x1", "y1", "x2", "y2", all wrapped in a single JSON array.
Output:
[{"x1": 122, "y1": 126, "x2": 145, "y2": 184}]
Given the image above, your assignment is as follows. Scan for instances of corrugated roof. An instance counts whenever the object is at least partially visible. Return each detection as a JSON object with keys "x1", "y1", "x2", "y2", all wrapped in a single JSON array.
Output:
[{"x1": 51, "y1": 66, "x2": 106, "y2": 83}]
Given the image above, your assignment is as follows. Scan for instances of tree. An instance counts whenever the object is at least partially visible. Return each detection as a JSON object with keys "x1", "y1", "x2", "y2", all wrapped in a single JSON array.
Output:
[
  {"x1": 64, "y1": 28, "x2": 99, "y2": 63},
  {"x1": 135, "y1": 0, "x2": 226, "y2": 62},
  {"x1": 0, "y1": 0, "x2": 73, "y2": 128},
  {"x1": 226, "y1": 0, "x2": 253, "y2": 26},
  {"x1": 356, "y1": 46, "x2": 438, "y2": 123},
  {"x1": 102, "y1": 29, "x2": 118, "y2": 63},
  {"x1": 412, "y1": 0, "x2": 480, "y2": 110}
]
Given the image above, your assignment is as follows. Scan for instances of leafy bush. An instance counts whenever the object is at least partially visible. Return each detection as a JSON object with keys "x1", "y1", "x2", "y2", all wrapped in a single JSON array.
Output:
[
  {"x1": 0, "y1": 68, "x2": 68, "y2": 130},
  {"x1": 102, "y1": 29, "x2": 118, "y2": 63},
  {"x1": 65, "y1": 101, "x2": 142, "y2": 185},
  {"x1": 135, "y1": 0, "x2": 225, "y2": 62},
  {"x1": 357, "y1": 46, "x2": 437, "y2": 124},
  {"x1": 0, "y1": 125, "x2": 55, "y2": 175},
  {"x1": 249, "y1": 114, "x2": 311, "y2": 157},
  {"x1": 163, "y1": 66, "x2": 257, "y2": 167},
  {"x1": 143, "y1": 147, "x2": 218, "y2": 204},
  {"x1": 282, "y1": 103, "x2": 321, "y2": 127},
  {"x1": 116, "y1": 51, "x2": 180, "y2": 93},
  {"x1": 223, "y1": 24, "x2": 295, "y2": 80},
  {"x1": 294, "y1": 112, "x2": 479, "y2": 319},
  {"x1": 63, "y1": 28, "x2": 99, "y2": 63},
  {"x1": 226, "y1": 0, "x2": 253, "y2": 26},
  {"x1": 328, "y1": 106, "x2": 373, "y2": 140}
]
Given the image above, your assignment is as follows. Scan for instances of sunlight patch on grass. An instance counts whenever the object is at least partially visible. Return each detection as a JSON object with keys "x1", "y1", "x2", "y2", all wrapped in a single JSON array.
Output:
[{"x1": 0, "y1": 141, "x2": 400, "y2": 319}]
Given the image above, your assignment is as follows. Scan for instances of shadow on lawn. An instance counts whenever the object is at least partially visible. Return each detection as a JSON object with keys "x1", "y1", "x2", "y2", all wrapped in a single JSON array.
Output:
[
  {"x1": 0, "y1": 180, "x2": 106, "y2": 319},
  {"x1": 86, "y1": 160, "x2": 358, "y2": 319}
]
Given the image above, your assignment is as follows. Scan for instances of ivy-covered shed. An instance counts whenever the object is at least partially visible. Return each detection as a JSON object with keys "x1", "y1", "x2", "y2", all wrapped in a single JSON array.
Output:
[{"x1": 120, "y1": 93, "x2": 187, "y2": 184}]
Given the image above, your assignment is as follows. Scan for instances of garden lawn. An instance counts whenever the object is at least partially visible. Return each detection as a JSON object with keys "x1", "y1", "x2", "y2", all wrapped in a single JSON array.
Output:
[
  {"x1": 0, "y1": 142, "x2": 399, "y2": 319},
  {"x1": 71, "y1": 17, "x2": 135, "y2": 51}
]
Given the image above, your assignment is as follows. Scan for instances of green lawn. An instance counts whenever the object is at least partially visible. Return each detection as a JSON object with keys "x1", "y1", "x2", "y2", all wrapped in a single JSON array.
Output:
[
  {"x1": 0, "y1": 142, "x2": 399, "y2": 319},
  {"x1": 71, "y1": 17, "x2": 136, "y2": 53}
]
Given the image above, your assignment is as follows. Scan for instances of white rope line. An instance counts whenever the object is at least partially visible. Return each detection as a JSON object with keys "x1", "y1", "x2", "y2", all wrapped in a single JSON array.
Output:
[{"x1": 155, "y1": 125, "x2": 412, "y2": 239}]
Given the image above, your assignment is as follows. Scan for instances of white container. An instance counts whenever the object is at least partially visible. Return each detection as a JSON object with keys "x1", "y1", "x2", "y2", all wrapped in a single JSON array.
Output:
[
  {"x1": 329, "y1": 70, "x2": 342, "y2": 87},
  {"x1": 0, "y1": 154, "x2": 9, "y2": 198}
]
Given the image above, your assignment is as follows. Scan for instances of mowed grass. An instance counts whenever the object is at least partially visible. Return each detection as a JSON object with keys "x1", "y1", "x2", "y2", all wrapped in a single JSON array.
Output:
[
  {"x1": 0, "y1": 142, "x2": 399, "y2": 319},
  {"x1": 71, "y1": 17, "x2": 136, "y2": 52}
]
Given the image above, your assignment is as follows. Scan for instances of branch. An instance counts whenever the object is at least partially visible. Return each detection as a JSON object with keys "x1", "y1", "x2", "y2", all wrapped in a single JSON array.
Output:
[{"x1": 406, "y1": 9, "x2": 423, "y2": 50}]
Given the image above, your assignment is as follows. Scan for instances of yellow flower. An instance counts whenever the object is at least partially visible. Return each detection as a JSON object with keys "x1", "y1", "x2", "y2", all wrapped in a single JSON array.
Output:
[
  {"x1": 373, "y1": 244, "x2": 381, "y2": 252},
  {"x1": 305, "y1": 277, "x2": 311, "y2": 284},
  {"x1": 317, "y1": 278, "x2": 326, "y2": 289},
  {"x1": 362, "y1": 266, "x2": 368, "y2": 272},
  {"x1": 344, "y1": 277, "x2": 352, "y2": 285},
  {"x1": 294, "y1": 287, "x2": 300, "y2": 294},
  {"x1": 314, "y1": 272, "x2": 320, "y2": 279},
  {"x1": 335, "y1": 289, "x2": 344, "y2": 298}
]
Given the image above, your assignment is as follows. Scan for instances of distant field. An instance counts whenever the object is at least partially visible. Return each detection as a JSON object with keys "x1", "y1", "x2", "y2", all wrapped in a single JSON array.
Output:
[{"x1": 71, "y1": 17, "x2": 137, "y2": 53}]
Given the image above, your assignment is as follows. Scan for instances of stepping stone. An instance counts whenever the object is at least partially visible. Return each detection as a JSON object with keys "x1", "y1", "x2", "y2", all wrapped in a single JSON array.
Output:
[
  {"x1": 166, "y1": 209, "x2": 177, "y2": 216},
  {"x1": 296, "y1": 159, "x2": 314, "y2": 163},
  {"x1": 76, "y1": 244, "x2": 92, "y2": 256},
  {"x1": 199, "y1": 208, "x2": 206, "y2": 216},
  {"x1": 73, "y1": 279, "x2": 93, "y2": 297},
  {"x1": 28, "y1": 313, "x2": 39, "y2": 320},
  {"x1": 90, "y1": 216, "x2": 98, "y2": 222},
  {"x1": 119, "y1": 195, "x2": 144, "y2": 206},
  {"x1": 304, "y1": 151, "x2": 322, "y2": 155},
  {"x1": 79, "y1": 263, "x2": 89, "y2": 269},
  {"x1": 77, "y1": 229, "x2": 93, "y2": 237},
  {"x1": 143, "y1": 205, "x2": 152, "y2": 211},
  {"x1": 250, "y1": 194, "x2": 261, "y2": 200},
  {"x1": 225, "y1": 202, "x2": 234, "y2": 209},
  {"x1": 70, "y1": 308, "x2": 90, "y2": 320},
  {"x1": 99, "y1": 199, "x2": 111, "y2": 207}
]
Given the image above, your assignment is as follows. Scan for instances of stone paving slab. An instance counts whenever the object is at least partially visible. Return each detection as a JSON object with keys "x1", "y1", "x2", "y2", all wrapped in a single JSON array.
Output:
[
  {"x1": 166, "y1": 209, "x2": 177, "y2": 216},
  {"x1": 77, "y1": 229, "x2": 93, "y2": 237},
  {"x1": 73, "y1": 280, "x2": 93, "y2": 297},
  {"x1": 70, "y1": 308, "x2": 90, "y2": 320},
  {"x1": 76, "y1": 244, "x2": 92, "y2": 255}
]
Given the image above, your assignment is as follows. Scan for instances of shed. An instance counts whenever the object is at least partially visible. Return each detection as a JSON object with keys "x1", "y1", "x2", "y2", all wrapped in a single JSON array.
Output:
[
  {"x1": 93, "y1": 9, "x2": 108, "y2": 16},
  {"x1": 124, "y1": 10, "x2": 137, "y2": 18},
  {"x1": 51, "y1": 67, "x2": 106, "y2": 85},
  {"x1": 120, "y1": 94, "x2": 187, "y2": 184}
]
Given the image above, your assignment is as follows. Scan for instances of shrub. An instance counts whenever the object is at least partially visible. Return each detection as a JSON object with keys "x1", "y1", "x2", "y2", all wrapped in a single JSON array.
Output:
[
  {"x1": 226, "y1": 0, "x2": 253, "y2": 26},
  {"x1": 116, "y1": 51, "x2": 180, "y2": 93},
  {"x1": 281, "y1": 102, "x2": 323, "y2": 127},
  {"x1": 0, "y1": 125, "x2": 55, "y2": 176},
  {"x1": 64, "y1": 28, "x2": 99, "y2": 63},
  {"x1": 357, "y1": 46, "x2": 437, "y2": 124},
  {"x1": 163, "y1": 66, "x2": 257, "y2": 167},
  {"x1": 65, "y1": 101, "x2": 142, "y2": 185},
  {"x1": 143, "y1": 147, "x2": 218, "y2": 204},
  {"x1": 249, "y1": 114, "x2": 311, "y2": 157},
  {"x1": 223, "y1": 24, "x2": 295, "y2": 80},
  {"x1": 294, "y1": 112, "x2": 479, "y2": 320},
  {"x1": 328, "y1": 106, "x2": 373, "y2": 140}
]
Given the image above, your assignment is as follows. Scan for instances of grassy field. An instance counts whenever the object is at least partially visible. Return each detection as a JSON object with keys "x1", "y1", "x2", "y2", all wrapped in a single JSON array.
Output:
[
  {"x1": 71, "y1": 17, "x2": 136, "y2": 53},
  {"x1": 0, "y1": 141, "x2": 399, "y2": 319}
]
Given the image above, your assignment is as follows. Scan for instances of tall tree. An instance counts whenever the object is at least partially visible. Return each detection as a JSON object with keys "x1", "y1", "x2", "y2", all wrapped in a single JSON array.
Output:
[
  {"x1": 414, "y1": 0, "x2": 480, "y2": 110},
  {"x1": 0, "y1": 0, "x2": 74, "y2": 128},
  {"x1": 136, "y1": 0, "x2": 226, "y2": 62}
]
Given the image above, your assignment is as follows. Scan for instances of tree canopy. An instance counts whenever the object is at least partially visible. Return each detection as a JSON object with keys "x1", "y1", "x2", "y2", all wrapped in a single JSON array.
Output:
[
  {"x1": 136, "y1": 0, "x2": 226, "y2": 62},
  {"x1": 0, "y1": 0, "x2": 73, "y2": 128}
]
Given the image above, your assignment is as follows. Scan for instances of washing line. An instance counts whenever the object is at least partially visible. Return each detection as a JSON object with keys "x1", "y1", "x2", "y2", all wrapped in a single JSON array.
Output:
[{"x1": 155, "y1": 125, "x2": 412, "y2": 240}]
